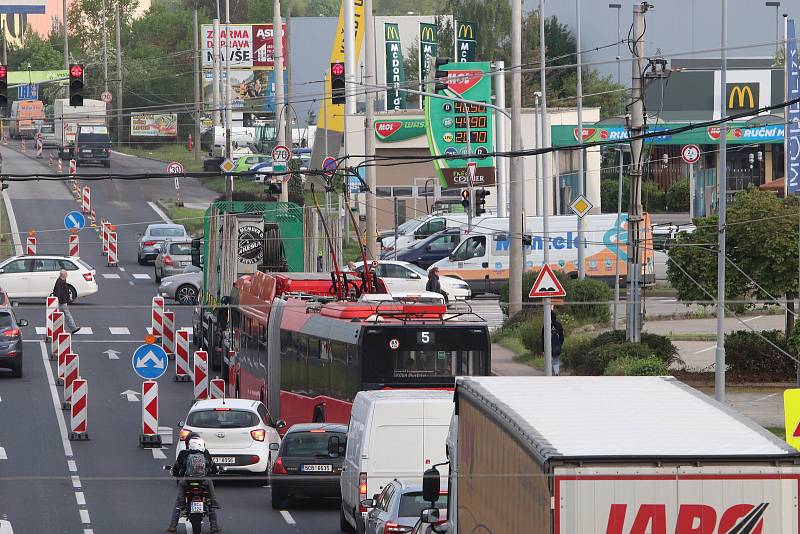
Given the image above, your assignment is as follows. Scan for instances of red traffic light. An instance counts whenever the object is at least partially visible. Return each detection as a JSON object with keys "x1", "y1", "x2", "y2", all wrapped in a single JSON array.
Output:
[
  {"x1": 331, "y1": 62, "x2": 345, "y2": 76},
  {"x1": 70, "y1": 64, "x2": 84, "y2": 78},
  {"x1": 0, "y1": 66, "x2": 7, "y2": 79},
  {"x1": 461, "y1": 189, "x2": 469, "y2": 200}
]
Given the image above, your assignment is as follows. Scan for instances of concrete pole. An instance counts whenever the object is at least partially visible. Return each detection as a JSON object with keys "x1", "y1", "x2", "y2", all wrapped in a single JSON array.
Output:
[
  {"x1": 614, "y1": 146, "x2": 623, "y2": 330},
  {"x1": 540, "y1": 1, "x2": 552, "y2": 375},
  {"x1": 2, "y1": 21, "x2": 6, "y2": 66},
  {"x1": 101, "y1": 0, "x2": 108, "y2": 93},
  {"x1": 115, "y1": 5, "x2": 123, "y2": 145},
  {"x1": 193, "y1": 9, "x2": 202, "y2": 162},
  {"x1": 274, "y1": 0, "x2": 287, "y2": 202},
  {"x1": 344, "y1": 0, "x2": 356, "y2": 119},
  {"x1": 365, "y1": 0, "x2": 378, "y2": 260},
  {"x1": 508, "y1": 0, "x2": 523, "y2": 317},
  {"x1": 224, "y1": 0, "x2": 233, "y2": 201},
  {"x1": 715, "y1": 0, "x2": 728, "y2": 402},
  {"x1": 494, "y1": 61, "x2": 508, "y2": 217},
  {"x1": 284, "y1": 8, "x2": 293, "y2": 149},
  {"x1": 63, "y1": 0, "x2": 69, "y2": 71},
  {"x1": 534, "y1": 93, "x2": 541, "y2": 216},
  {"x1": 576, "y1": 0, "x2": 586, "y2": 279},
  {"x1": 212, "y1": 19, "x2": 221, "y2": 127}
]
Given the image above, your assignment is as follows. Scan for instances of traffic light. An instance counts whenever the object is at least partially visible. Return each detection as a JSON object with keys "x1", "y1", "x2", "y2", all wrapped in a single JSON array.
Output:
[
  {"x1": 431, "y1": 57, "x2": 450, "y2": 93},
  {"x1": 69, "y1": 64, "x2": 84, "y2": 107},
  {"x1": 330, "y1": 62, "x2": 346, "y2": 105},
  {"x1": 475, "y1": 189, "x2": 490, "y2": 216},
  {"x1": 0, "y1": 65, "x2": 7, "y2": 109},
  {"x1": 460, "y1": 189, "x2": 470, "y2": 210}
]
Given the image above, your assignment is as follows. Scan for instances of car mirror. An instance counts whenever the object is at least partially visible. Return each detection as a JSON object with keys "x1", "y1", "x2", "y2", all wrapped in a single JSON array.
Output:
[
  {"x1": 421, "y1": 508, "x2": 440, "y2": 524},
  {"x1": 422, "y1": 467, "x2": 441, "y2": 504},
  {"x1": 269, "y1": 443, "x2": 279, "y2": 451},
  {"x1": 409, "y1": 273, "x2": 421, "y2": 279},
  {"x1": 425, "y1": 245, "x2": 433, "y2": 252},
  {"x1": 0, "y1": 268, "x2": 5, "y2": 274},
  {"x1": 360, "y1": 498, "x2": 375, "y2": 509},
  {"x1": 17, "y1": 319, "x2": 28, "y2": 327},
  {"x1": 136, "y1": 232, "x2": 143, "y2": 238},
  {"x1": 275, "y1": 419, "x2": 286, "y2": 429},
  {"x1": 178, "y1": 420, "x2": 185, "y2": 427}
]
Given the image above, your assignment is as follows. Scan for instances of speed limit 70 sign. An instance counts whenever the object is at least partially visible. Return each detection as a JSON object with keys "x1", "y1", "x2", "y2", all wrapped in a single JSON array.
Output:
[{"x1": 271, "y1": 145, "x2": 290, "y2": 163}]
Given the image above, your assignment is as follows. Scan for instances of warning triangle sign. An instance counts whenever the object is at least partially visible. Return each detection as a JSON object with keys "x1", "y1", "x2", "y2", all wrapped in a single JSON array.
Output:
[
  {"x1": 529, "y1": 265, "x2": 567, "y2": 298},
  {"x1": 793, "y1": 422, "x2": 800, "y2": 438}
]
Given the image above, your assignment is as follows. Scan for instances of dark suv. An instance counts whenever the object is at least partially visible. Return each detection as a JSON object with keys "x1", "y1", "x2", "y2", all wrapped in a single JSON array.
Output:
[{"x1": 75, "y1": 125, "x2": 111, "y2": 167}]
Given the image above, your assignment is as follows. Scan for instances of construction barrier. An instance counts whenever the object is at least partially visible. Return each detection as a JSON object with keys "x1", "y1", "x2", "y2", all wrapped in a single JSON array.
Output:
[
  {"x1": 20, "y1": 140, "x2": 25, "y2": 153},
  {"x1": 101, "y1": 220, "x2": 108, "y2": 255},
  {"x1": 209, "y1": 378, "x2": 225, "y2": 400},
  {"x1": 72, "y1": 179, "x2": 79, "y2": 200},
  {"x1": 46, "y1": 296, "x2": 58, "y2": 342},
  {"x1": 151, "y1": 296, "x2": 164, "y2": 341},
  {"x1": 69, "y1": 159, "x2": 76, "y2": 174},
  {"x1": 81, "y1": 186, "x2": 90, "y2": 214},
  {"x1": 68, "y1": 229, "x2": 79, "y2": 257},
  {"x1": 36, "y1": 138, "x2": 42, "y2": 157},
  {"x1": 49, "y1": 154, "x2": 54, "y2": 168},
  {"x1": 25, "y1": 235, "x2": 36, "y2": 255},
  {"x1": 69, "y1": 379, "x2": 89, "y2": 440},
  {"x1": 57, "y1": 158, "x2": 63, "y2": 173},
  {"x1": 193, "y1": 350, "x2": 208, "y2": 401},
  {"x1": 139, "y1": 380, "x2": 162, "y2": 448},
  {"x1": 62, "y1": 353, "x2": 79, "y2": 410},
  {"x1": 107, "y1": 231, "x2": 118, "y2": 266},
  {"x1": 50, "y1": 310, "x2": 64, "y2": 360},
  {"x1": 162, "y1": 310, "x2": 174, "y2": 360},
  {"x1": 90, "y1": 208, "x2": 96, "y2": 228},
  {"x1": 174, "y1": 328, "x2": 191, "y2": 381},
  {"x1": 56, "y1": 332, "x2": 71, "y2": 386}
]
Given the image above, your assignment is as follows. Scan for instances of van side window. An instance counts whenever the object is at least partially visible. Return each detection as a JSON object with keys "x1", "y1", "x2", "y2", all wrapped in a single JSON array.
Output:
[{"x1": 451, "y1": 236, "x2": 486, "y2": 261}]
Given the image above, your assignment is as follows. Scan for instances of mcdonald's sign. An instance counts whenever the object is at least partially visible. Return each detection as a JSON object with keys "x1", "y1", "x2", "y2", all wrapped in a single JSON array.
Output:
[
  {"x1": 725, "y1": 82, "x2": 759, "y2": 113},
  {"x1": 418, "y1": 23, "x2": 439, "y2": 92},
  {"x1": 457, "y1": 21, "x2": 475, "y2": 40},
  {"x1": 420, "y1": 24, "x2": 436, "y2": 43},
  {"x1": 384, "y1": 23, "x2": 406, "y2": 110},
  {"x1": 455, "y1": 21, "x2": 477, "y2": 62},
  {"x1": 385, "y1": 23, "x2": 400, "y2": 42}
]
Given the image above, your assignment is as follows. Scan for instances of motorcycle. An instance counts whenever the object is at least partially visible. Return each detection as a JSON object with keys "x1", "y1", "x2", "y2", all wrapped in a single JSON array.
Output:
[{"x1": 164, "y1": 465, "x2": 224, "y2": 531}]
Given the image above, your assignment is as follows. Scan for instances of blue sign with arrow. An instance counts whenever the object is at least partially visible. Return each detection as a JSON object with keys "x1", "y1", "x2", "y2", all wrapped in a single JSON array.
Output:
[
  {"x1": 131, "y1": 343, "x2": 169, "y2": 380},
  {"x1": 64, "y1": 210, "x2": 86, "y2": 231}
]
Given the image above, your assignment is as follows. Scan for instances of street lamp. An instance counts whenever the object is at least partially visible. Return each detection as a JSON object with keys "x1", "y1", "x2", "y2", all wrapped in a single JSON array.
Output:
[
  {"x1": 609, "y1": 3, "x2": 622, "y2": 84},
  {"x1": 766, "y1": 2, "x2": 781, "y2": 55}
]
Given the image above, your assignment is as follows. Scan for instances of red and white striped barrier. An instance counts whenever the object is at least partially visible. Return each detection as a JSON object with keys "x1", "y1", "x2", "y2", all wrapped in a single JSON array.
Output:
[
  {"x1": 62, "y1": 353, "x2": 79, "y2": 410},
  {"x1": 69, "y1": 159, "x2": 76, "y2": 175},
  {"x1": 193, "y1": 350, "x2": 208, "y2": 401},
  {"x1": 107, "y1": 231, "x2": 118, "y2": 266},
  {"x1": 46, "y1": 296, "x2": 58, "y2": 341},
  {"x1": 101, "y1": 220, "x2": 108, "y2": 255},
  {"x1": 81, "y1": 186, "x2": 90, "y2": 214},
  {"x1": 90, "y1": 208, "x2": 96, "y2": 228},
  {"x1": 139, "y1": 380, "x2": 162, "y2": 447},
  {"x1": 57, "y1": 158, "x2": 63, "y2": 173},
  {"x1": 68, "y1": 230, "x2": 79, "y2": 257},
  {"x1": 174, "y1": 328, "x2": 191, "y2": 381},
  {"x1": 162, "y1": 310, "x2": 174, "y2": 360},
  {"x1": 50, "y1": 310, "x2": 64, "y2": 359},
  {"x1": 36, "y1": 137, "x2": 43, "y2": 157},
  {"x1": 56, "y1": 332, "x2": 71, "y2": 386},
  {"x1": 72, "y1": 179, "x2": 79, "y2": 201},
  {"x1": 25, "y1": 235, "x2": 36, "y2": 255},
  {"x1": 69, "y1": 379, "x2": 89, "y2": 440},
  {"x1": 209, "y1": 378, "x2": 225, "y2": 400},
  {"x1": 49, "y1": 154, "x2": 54, "y2": 168},
  {"x1": 2, "y1": 133, "x2": 7, "y2": 145},
  {"x1": 151, "y1": 297, "x2": 164, "y2": 341},
  {"x1": 20, "y1": 139, "x2": 26, "y2": 153}
]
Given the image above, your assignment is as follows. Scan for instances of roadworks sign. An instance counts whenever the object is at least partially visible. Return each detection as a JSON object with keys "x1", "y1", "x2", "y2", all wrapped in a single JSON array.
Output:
[{"x1": 528, "y1": 264, "x2": 566, "y2": 298}]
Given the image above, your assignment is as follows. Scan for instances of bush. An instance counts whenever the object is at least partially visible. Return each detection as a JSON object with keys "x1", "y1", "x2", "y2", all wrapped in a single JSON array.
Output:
[
  {"x1": 561, "y1": 278, "x2": 613, "y2": 322},
  {"x1": 642, "y1": 180, "x2": 666, "y2": 212},
  {"x1": 562, "y1": 330, "x2": 678, "y2": 373},
  {"x1": 561, "y1": 332, "x2": 595, "y2": 370},
  {"x1": 517, "y1": 315, "x2": 544, "y2": 355},
  {"x1": 665, "y1": 179, "x2": 690, "y2": 212},
  {"x1": 605, "y1": 355, "x2": 669, "y2": 376},
  {"x1": 640, "y1": 332, "x2": 681, "y2": 366},
  {"x1": 601, "y1": 177, "x2": 630, "y2": 214},
  {"x1": 725, "y1": 330, "x2": 795, "y2": 379},
  {"x1": 580, "y1": 342, "x2": 657, "y2": 375}
]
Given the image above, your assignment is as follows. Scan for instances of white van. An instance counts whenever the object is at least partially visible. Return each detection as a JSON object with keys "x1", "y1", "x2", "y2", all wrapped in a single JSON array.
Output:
[
  {"x1": 380, "y1": 214, "x2": 495, "y2": 256},
  {"x1": 340, "y1": 390, "x2": 454, "y2": 533}
]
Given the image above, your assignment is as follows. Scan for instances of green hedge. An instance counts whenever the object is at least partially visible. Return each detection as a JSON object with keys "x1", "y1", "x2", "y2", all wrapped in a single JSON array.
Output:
[
  {"x1": 666, "y1": 179, "x2": 690, "y2": 212},
  {"x1": 564, "y1": 330, "x2": 679, "y2": 375},
  {"x1": 605, "y1": 355, "x2": 669, "y2": 376},
  {"x1": 725, "y1": 330, "x2": 795, "y2": 380}
]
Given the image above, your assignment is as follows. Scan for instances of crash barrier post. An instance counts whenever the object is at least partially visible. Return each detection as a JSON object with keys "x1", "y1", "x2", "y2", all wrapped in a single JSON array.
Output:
[
  {"x1": 174, "y1": 328, "x2": 192, "y2": 381},
  {"x1": 139, "y1": 380, "x2": 162, "y2": 448},
  {"x1": 62, "y1": 353, "x2": 79, "y2": 410},
  {"x1": 56, "y1": 332, "x2": 71, "y2": 386},
  {"x1": 193, "y1": 350, "x2": 208, "y2": 401},
  {"x1": 69, "y1": 379, "x2": 89, "y2": 440}
]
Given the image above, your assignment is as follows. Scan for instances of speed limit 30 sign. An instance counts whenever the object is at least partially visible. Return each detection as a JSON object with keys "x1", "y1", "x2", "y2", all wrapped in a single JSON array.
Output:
[{"x1": 681, "y1": 144, "x2": 701, "y2": 165}]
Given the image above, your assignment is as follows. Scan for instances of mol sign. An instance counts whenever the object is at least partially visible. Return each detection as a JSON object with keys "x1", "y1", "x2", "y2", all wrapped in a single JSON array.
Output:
[{"x1": 201, "y1": 23, "x2": 286, "y2": 69}]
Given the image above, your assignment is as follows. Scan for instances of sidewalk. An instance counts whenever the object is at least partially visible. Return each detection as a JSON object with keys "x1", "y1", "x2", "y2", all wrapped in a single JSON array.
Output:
[{"x1": 491, "y1": 343, "x2": 543, "y2": 376}]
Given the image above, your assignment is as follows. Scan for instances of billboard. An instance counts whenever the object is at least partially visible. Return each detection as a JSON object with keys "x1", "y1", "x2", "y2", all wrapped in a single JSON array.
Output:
[
  {"x1": 201, "y1": 23, "x2": 286, "y2": 69},
  {"x1": 130, "y1": 113, "x2": 178, "y2": 138},
  {"x1": 202, "y1": 69, "x2": 270, "y2": 112},
  {"x1": 384, "y1": 23, "x2": 406, "y2": 110},
  {"x1": 0, "y1": 1, "x2": 44, "y2": 14},
  {"x1": 787, "y1": 18, "x2": 800, "y2": 194}
]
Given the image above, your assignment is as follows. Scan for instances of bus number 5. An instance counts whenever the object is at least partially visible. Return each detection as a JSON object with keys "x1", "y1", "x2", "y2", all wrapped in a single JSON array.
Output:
[{"x1": 421, "y1": 331, "x2": 430, "y2": 344}]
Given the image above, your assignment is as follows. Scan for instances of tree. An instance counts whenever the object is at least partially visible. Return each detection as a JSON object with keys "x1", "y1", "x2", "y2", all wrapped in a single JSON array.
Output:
[
  {"x1": 67, "y1": 0, "x2": 139, "y2": 52},
  {"x1": 7, "y1": 29, "x2": 63, "y2": 71}
]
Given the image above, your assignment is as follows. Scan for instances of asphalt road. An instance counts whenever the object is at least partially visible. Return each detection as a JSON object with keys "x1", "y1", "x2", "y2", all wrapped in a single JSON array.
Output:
[{"x1": 0, "y1": 146, "x2": 340, "y2": 534}]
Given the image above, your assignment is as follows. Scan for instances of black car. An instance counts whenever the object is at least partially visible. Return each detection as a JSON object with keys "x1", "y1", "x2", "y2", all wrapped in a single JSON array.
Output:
[
  {"x1": 395, "y1": 229, "x2": 462, "y2": 269},
  {"x1": 0, "y1": 307, "x2": 28, "y2": 377},
  {"x1": 74, "y1": 125, "x2": 111, "y2": 167},
  {"x1": 270, "y1": 422, "x2": 347, "y2": 509}
]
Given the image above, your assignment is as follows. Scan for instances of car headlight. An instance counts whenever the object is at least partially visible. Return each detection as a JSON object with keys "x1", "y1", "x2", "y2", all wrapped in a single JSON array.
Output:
[
  {"x1": 454, "y1": 283, "x2": 469, "y2": 290},
  {"x1": 160, "y1": 281, "x2": 173, "y2": 287}
]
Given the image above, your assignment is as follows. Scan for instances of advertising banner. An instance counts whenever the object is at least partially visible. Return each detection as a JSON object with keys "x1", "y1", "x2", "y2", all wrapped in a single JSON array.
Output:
[
  {"x1": 454, "y1": 21, "x2": 477, "y2": 63},
  {"x1": 201, "y1": 23, "x2": 286, "y2": 69},
  {"x1": 130, "y1": 113, "x2": 178, "y2": 138},
  {"x1": 384, "y1": 23, "x2": 406, "y2": 111},
  {"x1": 787, "y1": 18, "x2": 800, "y2": 194},
  {"x1": 202, "y1": 70, "x2": 270, "y2": 112},
  {"x1": 0, "y1": 1, "x2": 44, "y2": 14},
  {"x1": 419, "y1": 23, "x2": 438, "y2": 84},
  {"x1": 374, "y1": 118, "x2": 426, "y2": 142},
  {"x1": 551, "y1": 123, "x2": 786, "y2": 147}
]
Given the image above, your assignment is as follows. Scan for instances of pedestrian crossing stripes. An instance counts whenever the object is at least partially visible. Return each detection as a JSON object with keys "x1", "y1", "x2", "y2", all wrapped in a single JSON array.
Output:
[
  {"x1": 131, "y1": 273, "x2": 151, "y2": 280},
  {"x1": 35, "y1": 327, "x2": 93, "y2": 335},
  {"x1": 30, "y1": 326, "x2": 171, "y2": 336}
]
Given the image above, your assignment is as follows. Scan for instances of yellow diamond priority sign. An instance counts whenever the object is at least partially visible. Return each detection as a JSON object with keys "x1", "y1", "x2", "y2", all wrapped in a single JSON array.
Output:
[
  {"x1": 220, "y1": 158, "x2": 235, "y2": 173},
  {"x1": 784, "y1": 389, "x2": 800, "y2": 450},
  {"x1": 569, "y1": 194, "x2": 593, "y2": 218}
]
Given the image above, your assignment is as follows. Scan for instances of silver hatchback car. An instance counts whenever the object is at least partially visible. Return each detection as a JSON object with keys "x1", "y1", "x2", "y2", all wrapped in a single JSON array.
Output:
[
  {"x1": 137, "y1": 224, "x2": 188, "y2": 265},
  {"x1": 154, "y1": 240, "x2": 193, "y2": 282}
]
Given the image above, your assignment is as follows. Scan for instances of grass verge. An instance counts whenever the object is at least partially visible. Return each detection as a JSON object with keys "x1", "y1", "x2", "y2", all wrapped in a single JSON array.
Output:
[
  {"x1": 163, "y1": 202, "x2": 205, "y2": 237},
  {"x1": 116, "y1": 144, "x2": 204, "y2": 173},
  {"x1": 0, "y1": 195, "x2": 14, "y2": 260},
  {"x1": 765, "y1": 426, "x2": 784, "y2": 438}
]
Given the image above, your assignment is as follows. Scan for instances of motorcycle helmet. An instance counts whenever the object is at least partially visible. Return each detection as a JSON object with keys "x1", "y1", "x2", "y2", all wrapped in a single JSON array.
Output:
[{"x1": 187, "y1": 436, "x2": 206, "y2": 452}]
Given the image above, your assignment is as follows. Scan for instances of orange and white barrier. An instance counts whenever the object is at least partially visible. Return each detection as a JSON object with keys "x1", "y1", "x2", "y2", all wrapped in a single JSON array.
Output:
[
  {"x1": 46, "y1": 296, "x2": 58, "y2": 341},
  {"x1": 175, "y1": 328, "x2": 191, "y2": 381},
  {"x1": 107, "y1": 230, "x2": 118, "y2": 266},
  {"x1": 209, "y1": 378, "x2": 225, "y2": 400},
  {"x1": 69, "y1": 379, "x2": 89, "y2": 440},
  {"x1": 62, "y1": 353, "x2": 79, "y2": 410},
  {"x1": 50, "y1": 310, "x2": 64, "y2": 359},
  {"x1": 56, "y1": 332, "x2": 71, "y2": 386},
  {"x1": 68, "y1": 229, "x2": 79, "y2": 257},
  {"x1": 151, "y1": 297, "x2": 164, "y2": 341},
  {"x1": 81, "y1": 186, "x2": 90, "y2": 214},
  {"x1": 140, "y1": 380, "x2": 162, "y2": 447},
  {"x1": 193, "y1": 350, "x2": 208, "y2": 401}
]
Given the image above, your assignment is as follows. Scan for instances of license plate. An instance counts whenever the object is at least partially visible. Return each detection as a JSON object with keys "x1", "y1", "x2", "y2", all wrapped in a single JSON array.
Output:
[
  {"x1": 190, "y1": 501, "x2": 204, "y2": 514},
  {"x1": 302, "y1": 464, "x2": 332, "y2": 472},
  {"x1": 214, "y1": 456, "x2": 236, "y2": 464}
]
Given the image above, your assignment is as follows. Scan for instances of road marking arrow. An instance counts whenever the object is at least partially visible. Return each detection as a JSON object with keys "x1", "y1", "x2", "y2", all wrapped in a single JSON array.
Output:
[
  {"x1": 136, "y1": 350, "x2": 165, "y2": 369},
  {"x1": 104, "y1": 349, "x2": 120, "y2": 360},
  {"x1": 120, "y1": 390, "x2": 140, "y2": 402}
]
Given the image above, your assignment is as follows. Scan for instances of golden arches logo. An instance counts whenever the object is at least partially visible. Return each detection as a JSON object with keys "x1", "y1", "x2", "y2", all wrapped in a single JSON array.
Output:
[
  {"x1": 385, "y1": 23, "x2": 400, "y2": 42},
  {"x1": 457, "y1": 22, "x2": 474, "y2": 40},
  {"x1": 728, "y1": 85, "x2": 755, "y2": 109},
  {"x1": 420, "y1": 24, "x2": 436, "y2": 43}
]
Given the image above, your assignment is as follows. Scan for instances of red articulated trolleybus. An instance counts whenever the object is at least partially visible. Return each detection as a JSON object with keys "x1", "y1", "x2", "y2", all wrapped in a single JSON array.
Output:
[{"x1": 224, "y1": 270, "x2": 491, "y2": 428}]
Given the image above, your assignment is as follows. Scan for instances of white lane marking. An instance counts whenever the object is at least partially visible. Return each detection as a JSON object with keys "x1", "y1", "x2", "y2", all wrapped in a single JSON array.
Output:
[
  {"x1": 72, "y1": 476, "x2": 82, "y2": 488},
  {"x1": 0, "y1": 520, "x2": 13, "y2": 534},
  {"x1": 280, "y1": 511, "x2": 296, "y2": 525},
  {"x1": 121, "y1": 390, "x2": 140, "y2": 402},
  {"x1": 35, "y1": 326, "x2": 47, "y2": 335},
  {"x1": 752, "y1": 392, "x2": 780, "y2": 402},
  {"x1": 128, "y1": 281, "x2": 134, "y2": 286},
  {"x1": 148, "y1": 201, "x2": 173, "y2": 224},
  {"x1": 37, "y1": 341, "x2": 73, "y2": 457},
  {"x1": 103, "y1": 349, "x2": 120, "y2": 360},
  {"x1": 109, "y1": 327, "x2": 130, "y2": 335},
  {"x1": 152, "y1": 448, "x2": 167, "y2": 460},
  {"x1": 84, "y1": 529, "x2": 94, "y2": 534},
  {"x1": 75, "y1": 492, "x2": 86, "y2": 505},
  {"x1": 692, "y1": 345, "x2": 717, "y2": 354},
  {"x1": 68, "y1": 460, "x2": 77, "y2": 472},
  {"x1": 2, "y1": 190, "x2": 23, "y2": 255},
  {"x1": 0, "y1": 393, "x2": 2, "y2": 402},
  {"x1": 0, "y1": 446, "x2": 6, "y2": 459},
  {"x1": 743, "y1": 315, "x2": 764, "y2": 323},
  {"x1": 132, "y1": 273, "x2": 151, "y2": 280},
  {"x1": 73, "y1": 327, "x2": 93, "y2": 335},
  {"x1": 79, "y1": 509, "x2": 90, "y2": 524},
  {"x1": 111, "y1": 150, "x2": 135, "y2": 158},
  {"x1": 102, "y1": 273, "x2": 120, "y2": 279},
  {"x1": 119, "y1": 267, "x2": 126, "y2": 272}
]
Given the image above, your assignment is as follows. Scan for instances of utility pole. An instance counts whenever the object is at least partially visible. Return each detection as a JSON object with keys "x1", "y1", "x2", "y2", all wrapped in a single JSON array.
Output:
[
  {"x1": 284, "y1": 7, "x2": 293, "y2": 150},
  {"x1": 344, "y1": 0, "x2": 356, "y2": 120},
  {"x1": 626, "y1": 2, "x2": 648, "y2": 343},
  {"x1": 193, "y1": 9, "x2": 202, "y2": 162},
  {"x1": 63, "y1": 0, "x2": 69, "y2": 72},
  {"x1": 101, "y1": 0, "x2": 108, "y2": 93},
  {"x1": 539, "y1": 0, "x2": 552, "y2": 374},
  {"x1": 212, "y1": 18, "x2": 221, "y2": 127},
  {"x1": 115, "y1": 4, "x2": 123, "y2": 146},
  {"x1": 508, "y1": 0, "x2": 523, "y2": 316},
  {"x1": 224, "y1": 0, "x2": 233, "y2": 202},
  {"x1": 274, "y1": 0, "x2": 287, "y2": 202},
  {"x1": 575, "y1": 0, "x2": 586, "y2": 279},
  {"x1": 493, "y1": 60, "x2": 507, "y2": 217},
  {"x1": 715, "y1": 0, "x2": 728, "y2": 402},
  {"x1": 2, "y1": 21, "x2": 7, "y2": 66},
  {"x1": 365, "y1": 0, "x2": 378, "y2": 260}
]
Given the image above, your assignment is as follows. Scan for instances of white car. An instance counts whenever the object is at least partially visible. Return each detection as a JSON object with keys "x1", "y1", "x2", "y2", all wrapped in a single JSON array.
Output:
[
  {"x1": 354, "y1": 260, "x2": 471, "y2": 301},
  {"x1": 176, "y1": 398, "x2": 282, "y2": 477},
  {"x1": 0, "y1": 255, "x2": 97, "y2": 300}
]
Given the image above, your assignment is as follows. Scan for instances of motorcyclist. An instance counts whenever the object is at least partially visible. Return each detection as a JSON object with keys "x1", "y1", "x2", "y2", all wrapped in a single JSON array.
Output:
[{"x1": 166, "y1": 435, "x2": 222, "y2": 532}]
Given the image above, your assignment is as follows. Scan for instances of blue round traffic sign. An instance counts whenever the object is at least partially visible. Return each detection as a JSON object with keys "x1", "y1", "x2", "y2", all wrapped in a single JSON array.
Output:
[
  {"x1": 64, "y1": 210, "x2": 86, "y2": 231},
  {"x1": 131, "y1": 343, "x2": 169, "y2": 380}
]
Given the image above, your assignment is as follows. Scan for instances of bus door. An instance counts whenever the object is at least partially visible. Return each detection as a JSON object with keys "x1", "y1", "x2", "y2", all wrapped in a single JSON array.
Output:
[{"x1": 448, "y1": 234, "x2": 490, "y2": 294}]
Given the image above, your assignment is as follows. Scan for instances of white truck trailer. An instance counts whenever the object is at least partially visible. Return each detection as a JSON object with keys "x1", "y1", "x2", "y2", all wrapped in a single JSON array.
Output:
[
  {"x1": 53, "y1": 98, "x2": 106, "y2": 160},
  {"x1": 422, "y1": 376, "x2": 800, "y2": 533}
]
